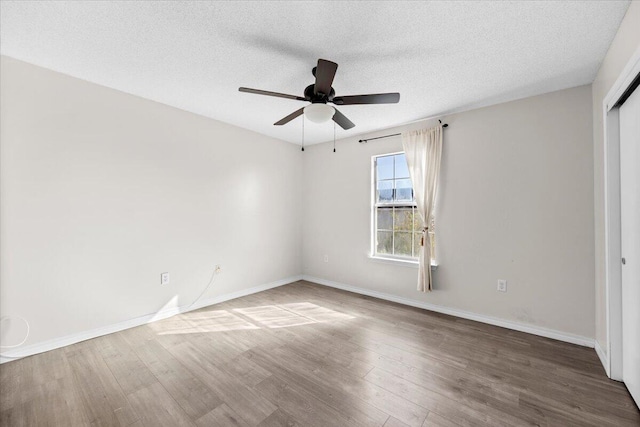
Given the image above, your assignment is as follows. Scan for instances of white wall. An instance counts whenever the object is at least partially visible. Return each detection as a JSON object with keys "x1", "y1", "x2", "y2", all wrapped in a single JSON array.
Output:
[
  {"x1": 303, "y1": 85, "x2": 595, "y2": 340},
  {"x1": 0, "y1": 54, "x2": 600, "y2": 353},
  {"x1": 0, "y1": 56, "x2": 302, "y2": 349},
  {"x1": 591, "y1": 2, "x2": 640, "y2": 354}
]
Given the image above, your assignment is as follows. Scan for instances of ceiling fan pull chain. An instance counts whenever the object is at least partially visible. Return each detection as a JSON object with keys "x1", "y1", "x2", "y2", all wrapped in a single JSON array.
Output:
[
  {"x1": 333, "y1": 121, "x2": 336, "y2": 153},
  {"x1": 301, "y1": 115, "x2": 305, "y2": 152}
]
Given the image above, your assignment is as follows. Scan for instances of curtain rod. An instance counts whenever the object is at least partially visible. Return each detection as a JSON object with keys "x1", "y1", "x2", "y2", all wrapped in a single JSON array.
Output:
[{"x1": 358, "y1": 120, "x2": 448, "y2": 144}]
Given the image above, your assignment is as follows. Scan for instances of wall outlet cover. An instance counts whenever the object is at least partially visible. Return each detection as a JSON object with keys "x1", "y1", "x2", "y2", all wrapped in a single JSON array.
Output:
[
  {"x1": 497, "y1": 279, "x2": 507, "y2": 292},
  {"x1": 161, "y1": 272, "x2": 170, "y2": 285}
]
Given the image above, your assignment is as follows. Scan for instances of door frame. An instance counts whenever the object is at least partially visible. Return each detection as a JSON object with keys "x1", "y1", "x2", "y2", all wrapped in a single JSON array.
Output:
[{"x1": 603, "y1": 45, "x2": 640, "y2": 381}]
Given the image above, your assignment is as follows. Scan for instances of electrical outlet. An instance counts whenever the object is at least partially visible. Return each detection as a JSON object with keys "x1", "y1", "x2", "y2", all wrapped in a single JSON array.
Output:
[
  {"x1": 215, "y1": 265, "x2": 222, "y2": 273},
  {"x1": 497, "y1": 279, "x2": 507, "y2": 292},
  {"x1": 323, "y1": 254, "x2": 329, "y2": 263},
  {"x1": 161, "y1": 272, "x2": 170, "y2": 285}
]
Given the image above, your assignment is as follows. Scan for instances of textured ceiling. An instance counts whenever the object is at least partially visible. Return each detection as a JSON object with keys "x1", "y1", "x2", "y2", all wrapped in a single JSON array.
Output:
[{"x1": 0, "y1": 1, "x2": 630, "y2": 145}]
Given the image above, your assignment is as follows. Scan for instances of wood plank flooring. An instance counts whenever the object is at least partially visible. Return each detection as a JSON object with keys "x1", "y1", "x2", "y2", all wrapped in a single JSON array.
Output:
[{"x1": 1, "y1": 280, "x2": 638, "y2": 426}]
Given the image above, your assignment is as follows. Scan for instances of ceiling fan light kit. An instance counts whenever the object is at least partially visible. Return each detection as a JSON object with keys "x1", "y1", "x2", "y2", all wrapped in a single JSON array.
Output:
[
  {"x1": 304, "y1": 104, "x2": 335, "y2": 123},
  {"x1": 239, "y1": 59, "x2": 400, "y2": 132}
]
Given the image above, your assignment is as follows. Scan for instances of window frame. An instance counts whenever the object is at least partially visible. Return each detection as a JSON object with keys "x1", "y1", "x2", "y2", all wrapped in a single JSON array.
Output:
[{"x1": 370, "y1": 151, "x2": 420, "y2": 262}]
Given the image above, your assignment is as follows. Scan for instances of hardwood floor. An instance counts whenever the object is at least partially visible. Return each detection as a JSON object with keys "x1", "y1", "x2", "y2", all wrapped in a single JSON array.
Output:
[{"x1": 1, "y1": 280, "x2": 638, "y2": 426}]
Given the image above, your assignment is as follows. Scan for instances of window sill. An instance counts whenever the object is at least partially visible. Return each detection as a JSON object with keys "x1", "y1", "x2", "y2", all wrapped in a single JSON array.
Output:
[{"x1": 367, "y1": 255, "x2": 438, "y2": 269}]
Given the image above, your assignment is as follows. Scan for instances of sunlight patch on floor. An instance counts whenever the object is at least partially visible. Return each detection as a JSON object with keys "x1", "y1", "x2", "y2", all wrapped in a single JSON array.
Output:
[
  {"x1": 181, "y1": 310, "x2": 260, "y2": 332},
  {"x1": 157, "y1": 302, "x2": 356, "y2": 335}
]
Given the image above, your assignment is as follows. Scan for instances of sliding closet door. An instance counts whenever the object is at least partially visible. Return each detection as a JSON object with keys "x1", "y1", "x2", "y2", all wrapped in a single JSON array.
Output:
[{"x1": 620, "y1": 81, "x2": 640, "y2": 408}]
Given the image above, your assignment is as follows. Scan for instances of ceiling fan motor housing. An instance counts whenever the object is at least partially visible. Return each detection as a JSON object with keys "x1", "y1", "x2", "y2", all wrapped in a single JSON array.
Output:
[{"x1": 304, "y1": 84, "x2": 335, "y2": 103}]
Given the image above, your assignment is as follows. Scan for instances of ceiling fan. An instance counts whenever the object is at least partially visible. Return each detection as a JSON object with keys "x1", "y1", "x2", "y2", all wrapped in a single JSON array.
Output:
[{"x1": 239, "y1": 59, "x2": 400, "y2": 130}]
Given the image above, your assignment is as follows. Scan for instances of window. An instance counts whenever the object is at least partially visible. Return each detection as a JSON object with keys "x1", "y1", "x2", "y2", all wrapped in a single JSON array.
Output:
[{"x1": 372, "y1": 152, "x2": 423, "y2": 260}]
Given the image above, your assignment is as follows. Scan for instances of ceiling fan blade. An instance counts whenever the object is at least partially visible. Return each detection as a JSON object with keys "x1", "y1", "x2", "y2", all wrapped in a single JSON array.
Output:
[
  {"x1": 314, "y1": 59, "x2": 338, "y2": 96},
  {"x1": 239, "y1": 87, "x2": 305, "y2": 101},
  {"x1": 332, "y1": 93, "x2": 400, "y2": 105},
  {"x1": 332, "y1": 108, "x2": 355, "y2": 130},
  {"x1": 274, "y1": 107, "x2": 305, "y2": 126}
]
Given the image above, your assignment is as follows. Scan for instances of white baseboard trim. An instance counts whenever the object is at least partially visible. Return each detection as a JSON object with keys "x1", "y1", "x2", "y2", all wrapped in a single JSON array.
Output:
[
  {"x1": 302, "y1": 275, "x2": 595, "y2": 348},
  {"x1": 595, "y1": 339, "x2": 610, "y2": 377},
  {"x1": 0, "y1": 275, "x2": 302, "y2": 364}
]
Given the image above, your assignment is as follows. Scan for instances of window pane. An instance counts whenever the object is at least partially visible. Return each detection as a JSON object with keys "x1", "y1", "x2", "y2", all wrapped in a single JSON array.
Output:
[
  {"x1": 394, "y1": 232, "x2": 413, "y2": 257},
  {"x1": 394, "y1": 208, "x2": 413, "y2": 231},
  {"x1": 377, "y1": 180, "x2": 393, "y2": 203},
  {"x1": 413, "y1": 232, "x2": 421, "y2": 258},
  {"x1": 373, "y1": 152, "x2": 420, "y2": 260},
  {"x1": 395, "y1": 154, "x2": 410, "y2": 179},
  {"x1": 377, "y1": 207, "x2": 393, "y2": 230},
  {"x1": 413, "y1": 209, "x2": 423, "y2": 231},
  {"x1": 395, "y1": 179, "x2": 413, "y2": 201},
  {"x1": 376, "y1": 231, "x2": 393, "y2": 255},
  {"x1": 376, "y1": 155, "x2": 394, "y2": 181}
]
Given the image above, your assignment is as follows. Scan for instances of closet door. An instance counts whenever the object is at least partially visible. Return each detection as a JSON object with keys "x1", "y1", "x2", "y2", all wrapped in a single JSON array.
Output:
[{"x1": 620, "y1": 81, "x2": 640, "y2": 407}]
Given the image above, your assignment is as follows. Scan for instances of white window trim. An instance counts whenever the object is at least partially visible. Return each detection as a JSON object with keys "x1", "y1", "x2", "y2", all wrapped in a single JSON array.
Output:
[
  {"x1": 371, "y1": 151, "x2": 421, "y2": 261},
  {"x1": 367, "y1": 254, "x2": 439, "y2": 269}
]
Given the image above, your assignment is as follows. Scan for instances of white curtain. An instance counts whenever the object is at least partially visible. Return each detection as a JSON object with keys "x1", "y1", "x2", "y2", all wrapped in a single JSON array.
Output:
[{"x1": 402, "y1": 125, "x2": 443, "y2": 292}]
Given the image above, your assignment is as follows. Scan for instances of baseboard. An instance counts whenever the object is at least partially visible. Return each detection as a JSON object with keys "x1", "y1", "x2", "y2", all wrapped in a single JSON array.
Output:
[
  {"x1": 595, "y1": 339, "x2": 610, "y2": 377},
  {"x1": 302, "y1": 275, "x2": 595, "y2": 348},
  {"x1": 187, "y1": 275, "x2": 303, "y2": 311},
  {"x1": 0, "y1": 275, "x2": 302, "y2": 364}
]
